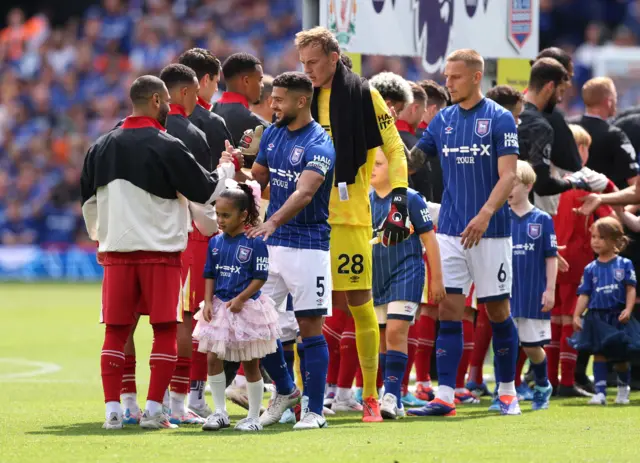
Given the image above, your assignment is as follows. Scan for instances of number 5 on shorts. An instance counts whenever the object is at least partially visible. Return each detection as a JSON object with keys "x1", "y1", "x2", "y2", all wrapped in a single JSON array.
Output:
[{"x1": 316, "y1": 276, "x2": 325, "y2": 297}]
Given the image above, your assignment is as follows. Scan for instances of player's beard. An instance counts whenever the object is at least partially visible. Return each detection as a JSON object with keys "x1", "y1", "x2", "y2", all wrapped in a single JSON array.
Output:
[
  {"x1": 275, "y1": 112, "x2": 296, "y2": 128},
  {"x1": 157, "y1": 104, "x2": 170, "y2": 127},
  {"x1": 544, "y1": 90, "x2": 559, "y2": 113}
]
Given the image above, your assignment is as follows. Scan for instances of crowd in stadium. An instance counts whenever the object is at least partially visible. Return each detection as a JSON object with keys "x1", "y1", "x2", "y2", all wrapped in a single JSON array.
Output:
[{"x1": 3, "y1": 1, "x2": 640, "y2": 246}]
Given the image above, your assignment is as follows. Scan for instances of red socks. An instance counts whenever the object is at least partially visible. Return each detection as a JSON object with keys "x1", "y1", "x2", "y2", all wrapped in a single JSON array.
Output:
[
  {"x1": 415, "y1": 312, "x2": 436, "y2": 382},
  {"x1": 170, "y1": 357, "x2": 191, "y2": 395},
  {"x1": 336, "y1": 317, "x2": 358, "y2": 389},
  {"x1": 514, "y1": 348, "x2": 527, "y2": 387},
  {"x1": 546, "y1": 321, "x2": 561, "y2": 387},
  {"x1": 455, "y1": 319, "x2": 475, "y2": 388},
  {"x1": 468, "y1": 303, "x2": 491, "y2": 384},
  {"x1": 403, "y1": 324, "x2": 418, "y2": 390},
  {"x1": 121, "y1": 354, "x2": 137, "y2": 394},
  {"x1": 559, "y1": 324, "x2": 577, "y2": 387},
  {"x1": 101, "y1": 324, "x2": 133, "y2": 403},
  {"x1": 148, "y1": 323, "x2": 178, "y2": 404},
  {"x1": 323, "y1": 309, "x2": 348, "y2": 385}
]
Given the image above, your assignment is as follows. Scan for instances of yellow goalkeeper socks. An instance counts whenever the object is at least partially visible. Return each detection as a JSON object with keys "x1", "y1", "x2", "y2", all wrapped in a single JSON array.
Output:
[{"x1": 349, "y1": 299, "x2": 380, "y2": 399}]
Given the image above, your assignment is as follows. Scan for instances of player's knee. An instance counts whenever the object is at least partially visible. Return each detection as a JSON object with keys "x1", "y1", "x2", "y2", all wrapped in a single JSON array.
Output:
[
  {"x1": 560, "y1": 315, "x2": 573, "y2": 326},
  {"x1": 385, "y1": 322, "x2": 409, "y2": 351},
  {"x1": 463, "y1": 306, "x2": 475, "y2": 321},
  {"x1": 523, "y1": 346, "x2": 544, "y2": 363},
  {"x1": 297, "y1": 315, "x2": 324, "y2": 338},
  {"x1": 345, "y1": 289, "x2": 372, "y2": 307},
  {"x1": 485, "y1": 299, "x2": 510, "y2": 322}
]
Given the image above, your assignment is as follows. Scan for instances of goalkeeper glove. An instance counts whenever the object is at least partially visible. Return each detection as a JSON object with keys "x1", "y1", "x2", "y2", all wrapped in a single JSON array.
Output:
[
  {"x1": 239, "y1": 125, "x2": 264, "y2": 157},
  {"x1": 378, "y1": 188, "x2": 411, "y2": 247}
]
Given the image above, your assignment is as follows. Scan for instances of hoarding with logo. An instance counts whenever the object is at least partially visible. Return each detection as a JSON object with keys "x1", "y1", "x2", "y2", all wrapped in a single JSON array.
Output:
[{"x1": 320, "y1": 0, "x2": 539, "y2": 73}]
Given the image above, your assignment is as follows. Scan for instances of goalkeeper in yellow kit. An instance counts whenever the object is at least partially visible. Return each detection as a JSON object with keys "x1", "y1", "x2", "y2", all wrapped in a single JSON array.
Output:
[{"x1": 295, "y1": 27, "x2": 409, "y2": 422}]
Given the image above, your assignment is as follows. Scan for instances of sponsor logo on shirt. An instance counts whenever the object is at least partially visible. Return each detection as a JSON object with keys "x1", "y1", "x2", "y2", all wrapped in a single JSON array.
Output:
[
  {"x1": 475, "y1": 118, "x2": 491, "y2": 137},
  {"x1": 211, "y1": 248, "x2": 219, "y2": 255},
  {"x1": 443, "y1": 143, "x2": 490, "y2": 164},
  {"x1": 595, "y1": 283, "x2": 617, "y2": 294},
  {"x1": 378, "y1": 113, "x2": 394, "y2": 130},
  {"x1": 307, "y1": 154, "x2": 332, "y2": 175},
  {"x1": 267, "y1": 143, "x2": 275, "y2": 151},
  {"x1": 513, "y1": 243, "x2": 534, "y2": 255},
  {"x1": 444, "y1": 126, "x2": 454, "y2": 134},
  {"x1": 269, "y1": 167, "x2": 302, "y2": 189},
  {"x1": 503, "y1": 132, "x2": 519, "y2": 148},
  {"x1": 255, "y1": 256, "x2": 269, "y2": 272},
  {"x1": 236, "y1": 246, "x2": 253, "y2": 264},
  {"x1": 215, "y1": 264, "x2": 241, "y2": 277},
  {"x1": 420, "y1": 207, "x2": 432, "y2": 223}
]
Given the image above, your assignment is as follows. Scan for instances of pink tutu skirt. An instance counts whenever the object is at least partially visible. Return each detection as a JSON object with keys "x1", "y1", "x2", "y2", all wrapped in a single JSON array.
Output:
[{"x1": 193, "y1": 295, "x2": 281, "y2": 362}]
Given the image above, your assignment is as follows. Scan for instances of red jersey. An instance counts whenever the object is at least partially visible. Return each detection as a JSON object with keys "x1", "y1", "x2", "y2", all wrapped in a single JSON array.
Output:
[{"x1": 554, "y1": 180, "x2": 615, "y2": 284}]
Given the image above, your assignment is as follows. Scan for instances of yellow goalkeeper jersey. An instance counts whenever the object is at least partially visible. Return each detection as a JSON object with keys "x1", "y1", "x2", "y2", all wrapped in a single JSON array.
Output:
[{"x1": 318, "y1": 87, "x2": 408, "y2": 227}]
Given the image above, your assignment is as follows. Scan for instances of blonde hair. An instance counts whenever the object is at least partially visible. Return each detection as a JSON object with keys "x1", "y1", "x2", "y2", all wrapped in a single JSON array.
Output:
[
  {"x1": 582, "y1": 77, "x2": 615, "y2": 107},
  {"x1": 569, "y1": 123, "x2": 592, "y2": 148},
  {"x1": 516, "y1": 160, "x2": 537, "y2": 186},
  {"x1": 294, "y1": 27, "x2": 340, "y2": 55},
  {"x1": 446, "y1": 49, "x2": 484, "y2": 72}
]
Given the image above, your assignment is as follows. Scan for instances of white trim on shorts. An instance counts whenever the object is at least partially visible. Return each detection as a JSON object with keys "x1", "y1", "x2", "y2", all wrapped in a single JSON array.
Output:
[
  {"x1": 514, "y1": 317, "x2": 551, "y2": 347},
  {"x1": 375, "y1": 301, "x2": 419, "y2": 326}
]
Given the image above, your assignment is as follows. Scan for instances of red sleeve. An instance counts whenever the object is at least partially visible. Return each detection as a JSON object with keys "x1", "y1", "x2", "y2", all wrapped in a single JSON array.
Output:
[{"x1": 603, "y1": 179, "x2": 616, "y2": 194}]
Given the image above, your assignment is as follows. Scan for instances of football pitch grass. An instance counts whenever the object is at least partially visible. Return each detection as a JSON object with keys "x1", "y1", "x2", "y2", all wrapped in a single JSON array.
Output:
[{"x1": 2, "y1": 283, "x2": 640, "y2": 463}]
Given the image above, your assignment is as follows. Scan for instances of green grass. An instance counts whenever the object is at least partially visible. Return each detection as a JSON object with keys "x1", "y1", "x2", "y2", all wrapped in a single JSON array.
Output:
[{"x1": 1, "y1": 283, "x2": 639, "y2": 463}]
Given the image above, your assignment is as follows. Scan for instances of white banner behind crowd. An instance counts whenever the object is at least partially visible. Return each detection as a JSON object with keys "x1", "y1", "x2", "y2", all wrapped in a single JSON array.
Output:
[{"x1": 320, "y1": 0, "x2": 540, "y2": 73}]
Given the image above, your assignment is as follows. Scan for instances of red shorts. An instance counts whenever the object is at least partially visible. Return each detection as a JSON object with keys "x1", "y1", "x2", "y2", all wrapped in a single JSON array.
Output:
[
  {"x1": 181, "y1": 235, "x2": 211, "y2": 313},
  {"x1": 100, "y1": 251, "x2": 183, "y2": 325},
  {"x1": 551, "y1": 282, "x2": 579, "y2": 317}
]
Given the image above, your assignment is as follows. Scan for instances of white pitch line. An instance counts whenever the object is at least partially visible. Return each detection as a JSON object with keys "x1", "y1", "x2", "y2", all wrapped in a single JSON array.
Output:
[{"x1": 0, "y1": 358, "x2": 62, "y2": 380}]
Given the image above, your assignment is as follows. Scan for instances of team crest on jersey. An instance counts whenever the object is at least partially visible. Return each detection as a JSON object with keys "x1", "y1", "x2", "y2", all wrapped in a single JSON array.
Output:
[
  {"x1": 475, "y1": 119, "x2": 491, "y2": 137},
  {"x1": 236, "y1": 246, "x2": 252, "y2": 264},
  {"x1": 444, "y1": 126, "x2": 454, "y2": 135},
  {"x1": 289, "y1": 145, "x2": 305, "y2": 165},
  {"x1": 614, "y1": 268, "x2": 625, "y2": 282},
  {"x1": 527, "y1": 223, "x2": 541, "y2": 240}
]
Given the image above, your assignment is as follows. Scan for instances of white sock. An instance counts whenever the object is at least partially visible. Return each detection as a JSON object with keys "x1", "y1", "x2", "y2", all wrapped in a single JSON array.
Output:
[
  {"x1": 234, "y1": 374, "x2": 247, "y2": 389},
  {"x1": 106, "y1": 401, "x2": 121, "y2": 418},
  {"x1": 418, "y1": 381, "x2": 432, "y2": 388},
  {"x1": 208, "y1": 372, "x2": 227, "y2": 414},
  {"x1": 336, "y1": 387, "x2": 352, "y2": 401},
  {"x1": 436, "y1": 385, "x2": 454, "y2": 404},
  {"x1": 455, "y1": 388, "x2": 467, "y2": 394},
  {"x1": 120, "y1": 393, "x2": 138, "y2": 412},
  {"x1": 189, "y1": 381, "x2": 205, "y2": 409},
  {"x1": 146, "y1": 400, "x2": 162, "y2": 416},
  {"x1": 162, "y1": 389, "x2": 170, "y2": 408},
  {"x1": 170, "y1": 391, "x2": 186, "y2": 417},
  {"x1": 247, "y1": 379, "x2": 264, "y2": 420},
  {"x1": 326, "y1": 384, "x2": 337, "y2": 396},
  {"x1": 498, "y1": 381, "x2": 517, "y2": 397}
]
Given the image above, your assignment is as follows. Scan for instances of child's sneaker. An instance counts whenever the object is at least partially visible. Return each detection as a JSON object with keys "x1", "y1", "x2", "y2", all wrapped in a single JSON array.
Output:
[
  {"x1": 169, "y1": 410, "x2": 206, "y2": 425},
  {"x1": 354, "y1": 387, "x2": 364, "y2": 404},
  {"x1": 380, "y1": 393, "x2": 401, "y2": 420},
  {"x1": 279, "y1": 408, "x2": 297, "y2": 424},
  {"x1": 401, "y1": 390, "x2": 427, "y2": 407},
  {"x1": 531, "y1": 383, "x2": 553, "y2": 411},
  {"x1": 234, "y1": 417, "x2": 263, "y2": 432},
  {"x1": 293, "y1": 412, "x2": 328, "y2": 430},
  {"x1": 588, "y1": 392, "x2": 606, "y2": 405},
  {"x1": 189, "y1": 403, "x2": 213, "y2": 419},
  {"x1": 497, "y1": 395, "x2": 521, "y2": 415},
  {"x1": 615, "y1": 386, "x2": 630, "y2": 405},
  {"x1": 202, "y1": 411, "x2": 230, "y2": 431},
  {"x1": 454, "y1": 388, "x2": 480, "y2": 404},
  {"x1": 466, "y1": 380, "x2": 490, "y2": 398}
]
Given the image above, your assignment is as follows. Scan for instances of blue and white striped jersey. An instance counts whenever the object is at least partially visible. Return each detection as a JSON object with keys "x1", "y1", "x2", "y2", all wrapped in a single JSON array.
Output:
[
  {"x1": 203, "y1": 233, "x2": 269, "y2": 302},
  {"x1": 578, "y1": 256, "x2": 636, "y2": 310},
  {"x1": 510, "y1": 207, "x2": 557, "y2": 320},
  {"x1": 255, "y1": 121, "x2": 335, "y2": 251},
  {"x1": 371, "y1": 188, "x2": 434, "y2": 305},
  {"x1": 415, "y1": 98, "x2": 519, "y2": 238}
]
